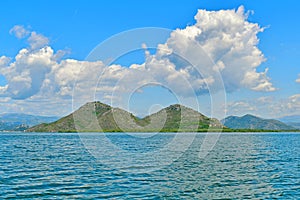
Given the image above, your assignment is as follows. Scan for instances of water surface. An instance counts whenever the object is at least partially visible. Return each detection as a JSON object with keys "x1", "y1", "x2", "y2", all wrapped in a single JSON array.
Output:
[{"x1": 0, "y1": 132, "x2": 299, "y2": 199}]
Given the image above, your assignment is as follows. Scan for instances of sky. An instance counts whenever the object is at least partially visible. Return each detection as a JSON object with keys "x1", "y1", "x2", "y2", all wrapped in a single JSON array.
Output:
[{"x1": 0, "y1": 0, "x2": 299, "y2": 119}]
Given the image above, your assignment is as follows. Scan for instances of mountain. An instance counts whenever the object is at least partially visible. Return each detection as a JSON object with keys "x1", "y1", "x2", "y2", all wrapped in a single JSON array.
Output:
[
  {"x1": 222, "y1": 114, "x2": 295, "y2": 130},
  {"x1": 278, "y1": 115, "x2": 300, "y2": 129},
  {"x1": 27, "y1": 101, "x2": 224, "y2": 132},
  {"x1": 143, "y1": 104, "x2": 223, "y2": 132},
  {"x1": 0, "y1": 121, "x2": 29, "y2": 131},
  {"x1": 0, "y1": 113, "x2": 58, "y2": 131},
  {"x1": 0, "y1": 113, "x2": 58, "y2": 126}
]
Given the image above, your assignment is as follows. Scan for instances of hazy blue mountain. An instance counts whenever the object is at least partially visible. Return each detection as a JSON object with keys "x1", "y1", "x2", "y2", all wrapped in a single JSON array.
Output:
[
  {"x1": 278, "y1": 115, "x2": 300, "y2": 129},
  {"x1": 0, "y1": 113, "x2": 59, "y2": 131},
  {"x1": 0, "y1": 121, "x2": 29, "y2": 131},
  {"x1": 222, "y1": 114, "x2": 295, "y2": 130}
]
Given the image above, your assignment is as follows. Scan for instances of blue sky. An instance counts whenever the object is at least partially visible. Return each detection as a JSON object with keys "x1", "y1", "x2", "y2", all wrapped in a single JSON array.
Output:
[{"x1": 0, "y1": 0, "x2": 299, "y2": 119}]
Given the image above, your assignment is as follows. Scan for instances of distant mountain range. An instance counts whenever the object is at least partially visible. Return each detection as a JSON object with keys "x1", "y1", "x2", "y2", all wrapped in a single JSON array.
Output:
[
  {"x1": 0, "y1": 113, "x2": 58, "y2": 131},
  {"x1": 222, "y1": 114, "x2": 296, "y2": 130},
  {"x1": 28, "y1": 101, "x2": 224, "y2": 132},
  {"x1": 278, "y1": 115, "x2": 300, "y2": 129},
  {"x1": 25, "y1": 102, "x2": 299, "y2": 132}
]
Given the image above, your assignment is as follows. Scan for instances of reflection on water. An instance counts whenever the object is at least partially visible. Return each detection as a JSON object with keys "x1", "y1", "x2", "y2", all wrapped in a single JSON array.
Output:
[{"x1": 0, "y1": 132, "x2": 299, "y2": 199}]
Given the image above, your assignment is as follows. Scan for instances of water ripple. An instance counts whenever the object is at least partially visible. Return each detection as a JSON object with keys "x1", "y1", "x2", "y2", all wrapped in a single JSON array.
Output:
[{"x1": 0, "y1": 132, "x2": 299, "y2": 199}]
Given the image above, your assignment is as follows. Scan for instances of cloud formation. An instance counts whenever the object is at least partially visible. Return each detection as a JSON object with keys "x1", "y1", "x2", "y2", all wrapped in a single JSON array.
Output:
[
  {"x1": 9, "y1": 25, "x2": 49, "y2": 50},
  {"x1": 227, "y1": 94, "x2": 300, "y2": 118},
  {"x1": 157, "y1": 6, "x2": 275, "y2": 92},
  {"x1": 0, "y1": 47, "x2": 55, "y2": 99},
  {"x1": 0, "y1": 46, "x2": 105, "y2": 100},
  {"x1": 0, "y1": 6, "x2": 278, "y2": 115},
  {"x1": 9, "y1": 25, "x2": 30, "y2": 39},
  {"x1": 28, "y1": 32, "x2": 50, "y2": 50}
]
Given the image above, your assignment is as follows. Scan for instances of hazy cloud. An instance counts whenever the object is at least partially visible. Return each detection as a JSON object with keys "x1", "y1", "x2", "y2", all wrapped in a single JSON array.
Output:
[
  {"x1": 10, "y1": 25, "x2": 49, "y2": 50},
  {"x1": 28, "y1": 32, "x2": 49, "y2": 50},
  {"x1": 227, "y1": 94, "x2": 300, "y2": 118},
  {"x1": 0, "y1": 56, "x2": 11, "y2": 67},
  {"x1": 9, "y1": 25, "x2": 30, "y2": 39},
  {"x1": 226, "y1": 100, "x2": 256, "y2": 115}
]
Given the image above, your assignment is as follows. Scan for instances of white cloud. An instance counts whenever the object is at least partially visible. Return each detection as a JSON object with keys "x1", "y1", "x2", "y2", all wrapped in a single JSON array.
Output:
[
  {"x1": 3, "y1": 7, "x2": 274, "y2": 101},
  {"x1": 0, "y1": 85, "x2": 8, "y2": 94},
  {"x1": 0, "y1": 56, "x2": 10, "y2": 67},
  {"x1": 226, "y1": 100, "x2": 256, "y2": 115},
  {"x1": 51, "y1": 59, "x2": 105, "y2": 97},
  {"x1": 256, "y1": 96, "x2": 274, "y2": 104},
  {"x1": 0, "y1": 45, "x2": 106, "y2": 100},
  {"x1": 0, "y1": 7, "x2": 278, "y2": 115},
  {"x1": 226, "y1": 94, "x2": 300, "y2": 118},
  {"x1": 0, "y1": 98, "x2": 73, "y2": 116},
  {"x1": 287, "y1": 94, "x2": 300, "y2": 110},
  {"x1": 9, "y1": 25, "x2": 30, "y2": 39},
  {"x1": 156, "y1": 5, "x2": 275, "y2": 92},
  {"x1": 9, "y1": 25, "x2": 49, "y2": 50},
  {"x1": 242, "y1": 68, "x2": 276, "y2": 92},
  {"x1": 28, "y1": 32, "x2": 49, "y2": 50},
  {"x1": 52, "y1": 49, "x2": 71, "y2": 61},
  {"x1": 0, "y1": 47, "x2": 56, "y2": 99}
]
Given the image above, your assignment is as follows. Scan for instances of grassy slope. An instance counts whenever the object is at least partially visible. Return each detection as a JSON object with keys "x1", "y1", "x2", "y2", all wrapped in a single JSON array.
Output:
[{"x1": 27, "y1": 102, "x2": 224, "y2": 132}]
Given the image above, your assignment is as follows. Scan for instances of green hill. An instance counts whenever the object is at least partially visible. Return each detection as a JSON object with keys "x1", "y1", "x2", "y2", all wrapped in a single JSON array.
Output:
[
  {"x1": 222, "y1": 114, "x2": 295, "y2": 130},
  {"x1": 144, "y1": 104, "x2": 223, "y2": 132},
  {"x1": 27, "y1": 101, "x2": 224, "y2": 132}
]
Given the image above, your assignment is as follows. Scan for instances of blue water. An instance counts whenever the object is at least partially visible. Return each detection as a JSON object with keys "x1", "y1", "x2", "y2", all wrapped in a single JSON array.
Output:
[{"x1": 0, "y1": 132, "x2": 299, "y2": 199}]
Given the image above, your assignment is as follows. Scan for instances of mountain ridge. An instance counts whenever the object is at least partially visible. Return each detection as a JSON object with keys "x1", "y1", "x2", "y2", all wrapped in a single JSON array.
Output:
[
  {"x1": 278, "y1": 115, "x2": 300, "y2": 129},
  {"x1": 0, "y1": 113, "x2": 59, "y2": 131},
  {"x1": 27, "y1": 101, "x2": 224, "y2": 132},
  {"x1": 222, "y1": 114, "x2": 295, "y2": 130}
]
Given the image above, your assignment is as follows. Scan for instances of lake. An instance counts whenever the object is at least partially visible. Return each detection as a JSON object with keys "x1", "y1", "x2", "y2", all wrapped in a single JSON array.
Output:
[{"x1": 0, "y1": 132, "x2": 299, "y2": 199}]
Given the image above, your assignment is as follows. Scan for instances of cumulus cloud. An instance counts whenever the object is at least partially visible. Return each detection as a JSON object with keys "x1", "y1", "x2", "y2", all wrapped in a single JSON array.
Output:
[
  {"x1": 50, "y1": 59, "x2": 105, "y2": 97},
  {"x1": 0, "y1": 47, "x2": 56, "y2": 99},
  {"x1": 0, "y1": 46, "x2": 106, "y2": 100},
  {"x1": 0, "y1": 6, "x2": 278, "y2": 115},
  {"x1": 156, "y1": 5, "x2": 275, "y2": 92},
  {"x1": 0, "y1": 56, "x2": 10, "y2": 67},
  {"x1": 9, "y1": 25, "x2": 30, "y2": 39}
]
